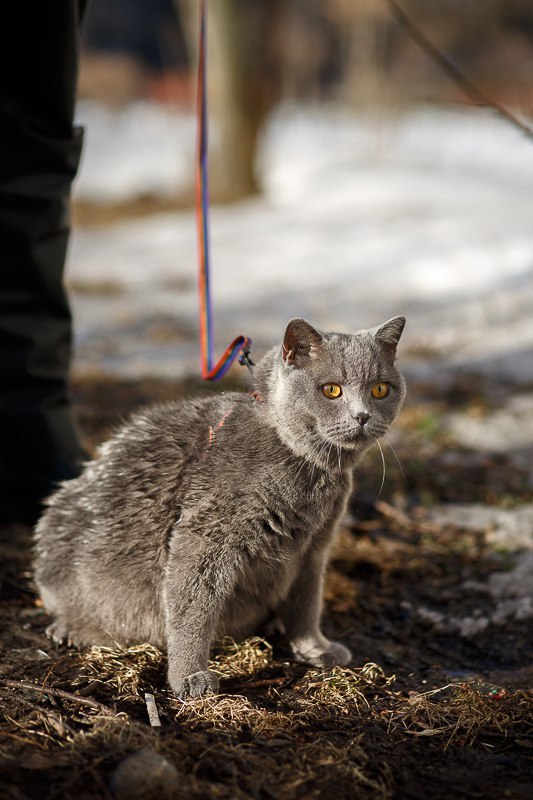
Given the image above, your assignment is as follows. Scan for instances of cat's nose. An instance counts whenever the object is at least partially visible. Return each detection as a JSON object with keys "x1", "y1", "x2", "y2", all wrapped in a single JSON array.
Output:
[{"x1": 356, "y1": 412, "x2": 370, "y2": 427}]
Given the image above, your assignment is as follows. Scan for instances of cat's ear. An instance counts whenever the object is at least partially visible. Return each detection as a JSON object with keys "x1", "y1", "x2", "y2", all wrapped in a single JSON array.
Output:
[
  {"x1": 373, "y1": 316, "x2": 406, "y2": 357},
  {"x1": 282, "y1": 318, "x2": 322, "y2": 367}
]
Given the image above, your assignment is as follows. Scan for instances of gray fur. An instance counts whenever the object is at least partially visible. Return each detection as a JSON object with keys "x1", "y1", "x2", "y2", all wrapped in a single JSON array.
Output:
[{"x1": 34, "y1": 317, "x2": 406, "y2": 697}]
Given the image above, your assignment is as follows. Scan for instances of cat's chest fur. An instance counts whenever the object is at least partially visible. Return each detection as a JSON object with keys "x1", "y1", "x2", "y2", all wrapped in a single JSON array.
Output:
[
  {"x1": 170, "y1": 395, "x2": 351, "y2": 637},
  {"x1": 179, "y1": 394, "x2": 351, "y2": 537}
]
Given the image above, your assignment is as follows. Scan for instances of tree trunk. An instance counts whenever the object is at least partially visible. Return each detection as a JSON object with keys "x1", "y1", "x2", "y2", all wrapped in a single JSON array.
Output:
[{"x1": 179, "y1": 0, "x2": 283, "y2": 201}]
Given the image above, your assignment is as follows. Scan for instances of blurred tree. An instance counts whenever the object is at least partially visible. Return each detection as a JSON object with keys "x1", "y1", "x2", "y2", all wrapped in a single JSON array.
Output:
[
  {"x1": 180, "y1": 0, "x2": 284, "y2": 200},
  {"x1": 327, "y1": 0, "x2": 392, "y2": 109},
  {"x1": 272, "y1": 0, "x2": 343, "y2": 100},
  {"x1": 79, "y1": 0, "x2": 533, "y2": 198}
]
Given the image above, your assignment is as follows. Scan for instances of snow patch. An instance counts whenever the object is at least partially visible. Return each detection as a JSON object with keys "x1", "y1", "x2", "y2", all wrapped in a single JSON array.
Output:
[{"x1": 70, "y1": 103, "x2": 533, "y2": 382}]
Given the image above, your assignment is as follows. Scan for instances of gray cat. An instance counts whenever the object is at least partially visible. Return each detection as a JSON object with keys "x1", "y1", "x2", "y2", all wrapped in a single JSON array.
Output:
[{"x1": 34, "y1": 316, "x2": 406, "y2": 697}]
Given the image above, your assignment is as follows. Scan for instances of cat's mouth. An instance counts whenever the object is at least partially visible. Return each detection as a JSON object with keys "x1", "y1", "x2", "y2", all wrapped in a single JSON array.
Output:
[
  {"x1": 344, "y1": 429, "x2": 370, "y2": 448},
  {"x1": 324, "y1": 426, "x2": 371, "y2": 451}
]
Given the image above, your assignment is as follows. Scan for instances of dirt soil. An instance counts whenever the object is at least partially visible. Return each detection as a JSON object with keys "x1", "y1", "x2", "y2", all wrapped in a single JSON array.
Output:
[{"x1": 1, "y1": 374, "x2": 532, "y2": 800}]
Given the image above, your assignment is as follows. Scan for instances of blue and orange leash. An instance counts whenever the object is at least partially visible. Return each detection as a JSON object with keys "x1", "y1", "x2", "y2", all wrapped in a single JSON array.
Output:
[{"x1": 195, "y1": 0, "x2": 253, "y2": 381}]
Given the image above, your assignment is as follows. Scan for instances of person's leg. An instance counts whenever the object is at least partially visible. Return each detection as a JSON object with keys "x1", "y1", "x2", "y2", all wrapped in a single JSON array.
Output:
[{"x1": 0, "y1": 2, "x2": 88, "y2": 524}]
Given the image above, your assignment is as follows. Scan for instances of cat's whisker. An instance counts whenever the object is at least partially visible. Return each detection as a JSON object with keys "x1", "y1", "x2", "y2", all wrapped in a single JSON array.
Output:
[
  {"x1": 303, "y1": 440, "x2": 323, "y2": 488},
  {"x1": 383, "y1": 434, "x2": 408, "y2": 485},
  {"x1": 308, "y1": 450, "x2": 320, "y2": 486},
  {"x1": 293, "y1": 452, "x2": 310, "y2": 484},
  {"x1": 311, "y1": 440, "x2": 330, "y2": 485},
  {"x1": 323, "y1": 441, "x2": 335, "y2": 477},
  {"x1": 328, "y1": 441, "x2": 337, "y2": 478},
  {"x1": 292, "y1": 432, "x2": 323, "y2": 485},
  {"x1": 296, "y1": 455, "x2": 315, "y2": 487},
  {"x1": 383, "y1": 427, "x2": 403, "y2": 442},
  {"x1": 323, "y1": 442, "x2": 332, "y2": 469},
  {"x1": 376, "y1": 439, "x2": 387, "y2": 500},
  {"x1": 384, "y1": 429, "x2": 418, "y2": 470}
]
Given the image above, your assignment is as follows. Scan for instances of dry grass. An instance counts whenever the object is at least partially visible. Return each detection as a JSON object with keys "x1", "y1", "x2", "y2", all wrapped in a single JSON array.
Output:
[
  {"x1": 2, "y1": 370, "x2": 533, "y2": 798},
  {"x1": 1, "y1": 639, "x2": 401, "y2": 799},
  {"x1": 69, "y1": 637, "x2": 533, "y2": 753},
  {"x1": 2, "y1": 574, "x2": 532, "y2": 800},
  {"x1": 4, "y1": 636, "x2": 530, "y2": 800},
  {"x1": 210, "y1": 636, "x2": 274, "y2": 679},
  {"x1": 75, "y1": 642, "x2": 165, "y2": 702},
  {"x1": 389, "y1": 681, "x2": 533, "y2": 748}
]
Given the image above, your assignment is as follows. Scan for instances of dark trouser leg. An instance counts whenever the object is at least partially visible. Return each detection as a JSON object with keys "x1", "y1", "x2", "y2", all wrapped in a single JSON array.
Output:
[{"x1": 0, "y1": 2, "x2": 88, "y2": 524}]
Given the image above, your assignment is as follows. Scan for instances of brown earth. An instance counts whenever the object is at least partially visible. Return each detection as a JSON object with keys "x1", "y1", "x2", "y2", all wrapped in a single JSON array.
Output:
[{"x1": 1, "y1": 374, "x2": 532, "y2": 800}]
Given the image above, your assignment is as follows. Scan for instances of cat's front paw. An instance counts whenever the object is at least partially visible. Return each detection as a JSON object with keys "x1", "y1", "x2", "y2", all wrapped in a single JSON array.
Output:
[
  {"x1": 292, "y1": 638, "x2": 352, "y2": 669},
  {"x1": 169, "y1": 669, "x2": 219, "y2": 698},
  {"x1": 321, "y1": 641, "x2": 352, "y2": 669}
]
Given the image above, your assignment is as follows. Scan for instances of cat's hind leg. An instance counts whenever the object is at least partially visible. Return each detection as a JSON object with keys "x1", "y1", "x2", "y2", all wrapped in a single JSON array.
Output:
[
  {"x1": 44, "y1": 613, "x2": 121, "y2": 648},
  {"x1": 38, "y1": 584, "x2": 79, "y2": 645},
  {"x1": 45, "y1": 618, "x2": 69, "y2": 645},
  {"x1": 39, "y1": 584, "x2": 117, "y2": 647}
]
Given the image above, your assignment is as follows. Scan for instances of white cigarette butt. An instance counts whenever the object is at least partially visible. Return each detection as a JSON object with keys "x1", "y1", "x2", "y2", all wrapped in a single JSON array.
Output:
[{"x1": 144, "y1": 692, "x2": 161, "y2": 727}]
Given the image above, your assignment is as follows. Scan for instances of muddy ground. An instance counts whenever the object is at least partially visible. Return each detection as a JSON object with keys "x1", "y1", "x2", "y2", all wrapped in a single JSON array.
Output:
[{"x1": 1, "y1": 373, "x2": 532, "y2": 799}]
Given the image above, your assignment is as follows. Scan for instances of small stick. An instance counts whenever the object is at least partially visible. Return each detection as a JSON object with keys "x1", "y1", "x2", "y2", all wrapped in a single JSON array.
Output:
[
  {"x1": 375, "y1": 499, "x2": 441, "y2": 534},
  {"x1": 3, "y1": 679, "x2": 119, "y2": 717},
  {"x1": 144, "y1": 692, "x2": 162, "y2": 727},
  {"x1": 375, "y1": 499, "x2": 415, "y2": 530}
]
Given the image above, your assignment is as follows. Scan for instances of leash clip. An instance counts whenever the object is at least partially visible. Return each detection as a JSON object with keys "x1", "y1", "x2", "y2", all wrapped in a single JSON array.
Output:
[{"x1": 239, "y1": 342, "x2": 255, "y2": 374}]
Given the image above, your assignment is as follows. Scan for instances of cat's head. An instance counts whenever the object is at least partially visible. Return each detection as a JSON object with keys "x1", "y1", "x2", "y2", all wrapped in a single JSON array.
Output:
[{"x1": 258, "y1": 317, "x2": 406, "y2": 460}]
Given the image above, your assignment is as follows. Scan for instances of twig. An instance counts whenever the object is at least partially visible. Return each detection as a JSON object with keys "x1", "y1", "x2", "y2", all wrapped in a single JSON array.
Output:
[
  {"x1": 3, "y1": 679, "x2": 120, "y2": 717},
  {"x1": 384, "y1": 0, "x2": 533, "y2": 141},
  {"x1": 374, "y1": 499, "x2": 417, "y2": 531},
  {"x1": 0, "y1": 730, "x2": 47, "y2": 746},
  {"x1": 375, "y1": 499, "x2": 445, "y2": 536},
  {"x1": 234, "y1": 675, "x2": 290, "y2": 690}
]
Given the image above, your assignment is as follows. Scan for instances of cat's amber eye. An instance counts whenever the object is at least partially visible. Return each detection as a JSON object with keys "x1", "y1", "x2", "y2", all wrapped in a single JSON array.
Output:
[
  {"x1": 371, "y1": 382, "x2": 390, "y2": 399},
  {"x1": 322, "y1": 383, "x2": 342, "y2": 399}
]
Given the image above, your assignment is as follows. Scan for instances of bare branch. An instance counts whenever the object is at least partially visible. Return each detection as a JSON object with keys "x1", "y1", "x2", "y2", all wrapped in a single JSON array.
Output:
[
  {"x1": 3, "y1": 678, "x2": 120, "y2": 717},
  {"x1": 384, "y1": 0, "x2": 533, "y2": 142}
]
